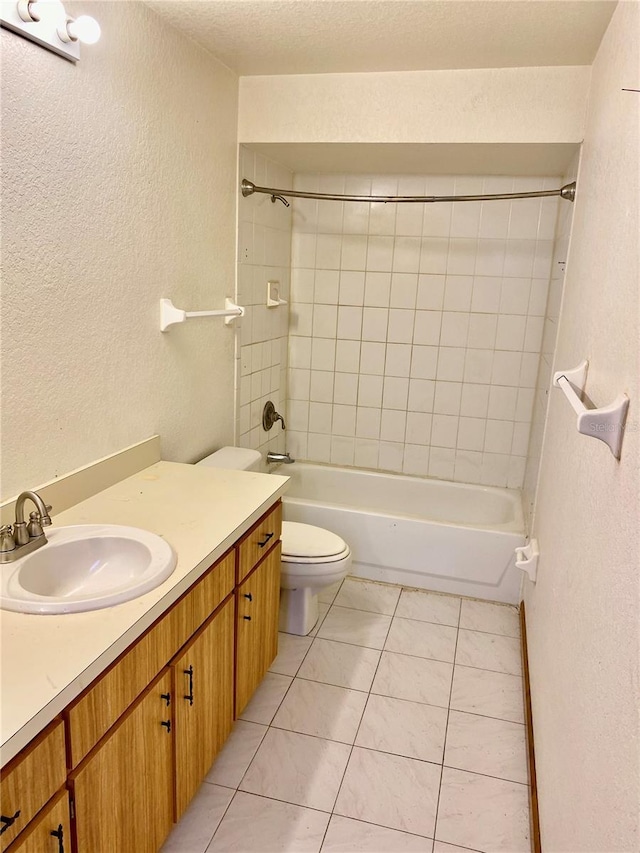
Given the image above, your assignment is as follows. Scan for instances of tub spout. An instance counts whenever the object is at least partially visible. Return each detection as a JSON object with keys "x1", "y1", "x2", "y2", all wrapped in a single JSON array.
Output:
[{"x1": 267, "y1": 451, "x2": 295, "y2": 465}]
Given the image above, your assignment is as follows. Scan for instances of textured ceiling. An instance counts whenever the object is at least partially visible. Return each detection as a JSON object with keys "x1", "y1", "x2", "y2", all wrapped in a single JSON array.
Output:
[{"x1": 144, "y1": 0, "x2": 616, "y2": 76}]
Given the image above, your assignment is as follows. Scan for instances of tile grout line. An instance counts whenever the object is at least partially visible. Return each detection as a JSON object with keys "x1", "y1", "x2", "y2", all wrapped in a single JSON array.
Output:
[
  {"x1": 317, "y1": 583, "x2": 404, "y2": 851},
  {"x1": 199, "y1": 785, "x2": 239, "y2": 853},
  {"x1": 315, "y1": 585, "x2": 351, "y2": 852},
  {"x1": 231, "y1": 580, "x2": 345, "y2": 853},
  {"x1": 432, "y1": 596, "x2": 462, "y2": 846},
  {"x1": 325, "y1": 600, "x2": 521, "y2": 639}
]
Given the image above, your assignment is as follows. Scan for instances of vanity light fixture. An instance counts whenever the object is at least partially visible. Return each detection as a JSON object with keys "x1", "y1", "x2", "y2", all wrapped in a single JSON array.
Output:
[{"x1": 1, "y1": 0, "x2": 100, "y2": 62}]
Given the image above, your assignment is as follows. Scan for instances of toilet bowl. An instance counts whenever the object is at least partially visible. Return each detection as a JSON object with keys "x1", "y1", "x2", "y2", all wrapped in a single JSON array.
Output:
[
  {"x1": 279, "y1": 521, "x2": 351, "y2": 635},
  {"x1": 196, "y1": 447, "x2": 351, "y2": 636}
]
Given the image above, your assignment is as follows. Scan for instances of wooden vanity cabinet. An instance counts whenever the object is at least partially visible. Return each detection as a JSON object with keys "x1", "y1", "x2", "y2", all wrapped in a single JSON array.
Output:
[
  {"x1": 3, "y1": 499, "x2": 283, "y2": 853},
  {"x1": 69, "y1": 670, "x2": 174, "y2": 853},
  {"x1": 172, "y1": 596, "x2": 234, "y2": 819},
  {"x1": 5, "y1": 790, "x2": 70, "y2": 853},
  {"x1": 236, "y1": 543, "x2": 281, "y2": 716}
]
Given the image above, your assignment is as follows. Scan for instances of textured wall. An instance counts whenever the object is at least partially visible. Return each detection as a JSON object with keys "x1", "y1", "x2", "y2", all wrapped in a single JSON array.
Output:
[
  {"x1": 1, "y1": 1, "x2": 238, "y2": 499},
  {"x1": 286, "y1": 172, "x2": 559, "y2": 487},
  {"x1": 524, "y1": 3, "x2": 640, "y2": 850},
  {"x1": 239, "y1": 66, "x2": 591, "y2": 144},
  {"x1": 236, "y1": 146, "x2": 292, "y2": 464}
]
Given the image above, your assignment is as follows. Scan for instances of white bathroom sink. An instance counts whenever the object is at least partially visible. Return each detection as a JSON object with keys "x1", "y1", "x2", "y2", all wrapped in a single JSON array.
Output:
[{"x1": 0, "y1": 525, "x2": 176, "y2": 614}]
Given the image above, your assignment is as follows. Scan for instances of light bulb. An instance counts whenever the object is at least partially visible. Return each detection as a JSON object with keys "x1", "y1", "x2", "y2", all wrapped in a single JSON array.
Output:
[{"x1": 67, "y1": 14, "x2": 100, "y2": 44}]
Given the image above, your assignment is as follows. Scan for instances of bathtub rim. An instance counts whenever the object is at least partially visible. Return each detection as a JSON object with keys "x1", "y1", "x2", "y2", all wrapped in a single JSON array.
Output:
[{"x1": 279, "y1": 461, "x2": 526, "y2": 535}]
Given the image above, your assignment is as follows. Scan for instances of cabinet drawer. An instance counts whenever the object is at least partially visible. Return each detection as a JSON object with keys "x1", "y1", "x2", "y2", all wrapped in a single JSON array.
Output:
[
  {"x1": 171, "y1": 551, "x2": 235, "y2": 652},
  {"x1": 66, "y1": 550, "x2": 235, "y2": 768},
  {"x1": 0, "y1": 720, "x2": 66, "y2": 851},
  {"x1": 4, "y1": 789, "x2": 70, "y2": 853},
  {"x1": 237, "y1": 502, "x2": 282, "y2": 583}
]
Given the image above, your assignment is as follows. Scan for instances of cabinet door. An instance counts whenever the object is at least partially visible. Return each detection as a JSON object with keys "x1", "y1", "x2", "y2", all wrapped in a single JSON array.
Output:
[
  {"x1": 5, "y1": 790, "x2": 70, "y2": 853},
  {"x1": 0, "y1": 719, "x2": 66, "y2": 852},
  {"x1": 70, "y1": 670, "x2": 173, "y2": 853},
  {"x1": 235, "y1": 543, "x2": 281, "y2": 716},
  {"x1": 172, "y1": 597, "x2": 234, "y2": 819}
]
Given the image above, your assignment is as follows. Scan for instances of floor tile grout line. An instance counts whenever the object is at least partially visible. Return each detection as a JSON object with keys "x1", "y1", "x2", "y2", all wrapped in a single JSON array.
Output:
[
  {"x1": 234, "y1": 580, "x2": 345, "y2": 849},
  {"x1": 208, "y1": 788, "x2": 440, "y2": 848},
  {"x1": 321, "y1": 813, "x2": 437, "y2": 849},
  {"x1": 432, "y1": 607, "x2": 461, "y2": 844},
  {"x1": 457, "y1": 624, "x2": 522, "y2": 640},
  {"x1": 307, "y1": 624, "x2": 521, "y2": 668},
  {"x1": 291, "y1": 674, "x2": 371, "y2": 694},
  {"x1": 233, "y1": 787, "x2": 335, "y2": 815},
  {"x1": 333, "y1": 581, "x2": 521, "y2": 638},
  {"x1": 282, "y1": 580, "x2": 343, "y2": 680},
  {"x1": 200, "y1": 786, "x2": 240, "y2": 853},
  {"x1": 441, "y1": 706, "x2": 526, "y2": 726},
  {"x1": 455, "y1": 661, "x2": 524, "y2": 679},
  {"x1": 322, "y1": 582, "x2": 403, "y2": 831},
  {"x1": 441, "y1": 763, "x2": 530, "y2": 787},
  {"x1": 247, "y1": 707, "x2": 528, "y2": 779},
  {"x1": 236, "y1": 673, "x2": 300, "y2": 788}
]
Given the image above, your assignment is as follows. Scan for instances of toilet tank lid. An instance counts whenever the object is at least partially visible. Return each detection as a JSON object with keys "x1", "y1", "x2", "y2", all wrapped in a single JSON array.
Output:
[
  {"x1": 282, "y1": 521, "x2": 347, "y2": 559},
  {"x1": 197, "y1": 446, "x2": 262, "y2": 470}
]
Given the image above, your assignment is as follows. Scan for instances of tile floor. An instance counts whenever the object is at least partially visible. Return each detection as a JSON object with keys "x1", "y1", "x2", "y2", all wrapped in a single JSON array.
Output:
[{"x1": 162, "y1": 579, "x2": 530, "y2": 853}]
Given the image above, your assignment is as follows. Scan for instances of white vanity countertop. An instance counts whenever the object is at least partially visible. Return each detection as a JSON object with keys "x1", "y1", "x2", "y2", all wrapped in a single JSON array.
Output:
[{"x1": 0, "y1": 461, "x2": 289, "y2": 765}]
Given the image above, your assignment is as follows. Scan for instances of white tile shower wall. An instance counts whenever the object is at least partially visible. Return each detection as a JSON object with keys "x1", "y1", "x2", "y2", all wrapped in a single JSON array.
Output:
[
  {"x1": 236, "y1": 147, "x2": 292, "y2": 461},
  {"x1": 287, "y1": 174, "x2": 560, "y2": 488},
  {"x1": 522, "y1": 155, "x2": 579, "y2": 524}
]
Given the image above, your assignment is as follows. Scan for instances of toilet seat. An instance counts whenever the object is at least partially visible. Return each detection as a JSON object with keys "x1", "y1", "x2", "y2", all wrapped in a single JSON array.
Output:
[
  {"x1": 282, "y1": 550, "x2": 350, "y2": 565},
  {"x1": 281, "y1": 521, "x2": 349, "y2": 564}
]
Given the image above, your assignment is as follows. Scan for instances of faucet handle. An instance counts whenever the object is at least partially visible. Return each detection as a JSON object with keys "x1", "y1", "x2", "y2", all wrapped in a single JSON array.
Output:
[
  {"x1": 0, "y1": 525, "x2": 15, "y2": 553},
  {"x1": 27, "y1": 512, "x2": 44, "y2": 538}
]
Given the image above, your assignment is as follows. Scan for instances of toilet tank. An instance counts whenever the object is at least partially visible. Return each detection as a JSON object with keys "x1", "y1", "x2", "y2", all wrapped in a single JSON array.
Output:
[{"x1": 197, "y1": 446, "x2": 262, "y2": 472}]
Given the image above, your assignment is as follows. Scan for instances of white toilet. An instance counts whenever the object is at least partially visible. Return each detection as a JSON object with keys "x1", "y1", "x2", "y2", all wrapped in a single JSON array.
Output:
[{"x1": 197, "y1": 446, "x2": 351, "y2": 635}]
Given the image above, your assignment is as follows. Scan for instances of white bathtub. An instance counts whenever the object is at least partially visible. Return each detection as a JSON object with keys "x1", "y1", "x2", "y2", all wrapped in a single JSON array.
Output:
[{"x1": 282, "y1": 463, "x2": 526, "y2": 604}]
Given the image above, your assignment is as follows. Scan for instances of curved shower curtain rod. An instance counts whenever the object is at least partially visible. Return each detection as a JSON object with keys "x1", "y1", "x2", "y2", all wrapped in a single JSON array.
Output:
[{"x1": 241, "y1": 178, "x2": 577, "y2": 206}]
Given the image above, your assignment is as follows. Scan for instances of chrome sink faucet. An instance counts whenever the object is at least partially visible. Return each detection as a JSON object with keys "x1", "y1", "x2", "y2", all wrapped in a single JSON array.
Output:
[{"x1": 0, "y1": 490, "x2": 53, "y2": 563}]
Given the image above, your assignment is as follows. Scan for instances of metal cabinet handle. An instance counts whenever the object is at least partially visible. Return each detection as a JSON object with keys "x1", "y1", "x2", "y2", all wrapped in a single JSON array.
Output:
[
  {"x1": 161, "y1": 719, "x2": 171, "y2": 733},
  {"x1": 243, "y1": 615, "x2": 252, "y2": 621},
  {"x1": 184, "y1": 665, "x2": 194, "y2": 705},
  {"x1": 0, "y1": 810, "x2": 21, "y2": 835},
  {"x1": 50, "y1": 823, "x2": 65, "y2": 853},
  {"x1": 257, "y1": 531, "x2": 274, "y2": 548},
  {"x1": 161, "y1": 692, "x2": 171, "y2": 706},
  {"x1": 244, "y1": 593, "x2": 252, "y2": 601}
]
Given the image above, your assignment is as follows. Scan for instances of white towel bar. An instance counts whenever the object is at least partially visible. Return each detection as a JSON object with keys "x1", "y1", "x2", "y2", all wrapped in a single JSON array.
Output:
[
  {"x1": 160, "y1": 298, "x2": 245, "y2": 332},
  {"x1": 553, "y1": 360, "x2": 630, "y2": 459}
]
